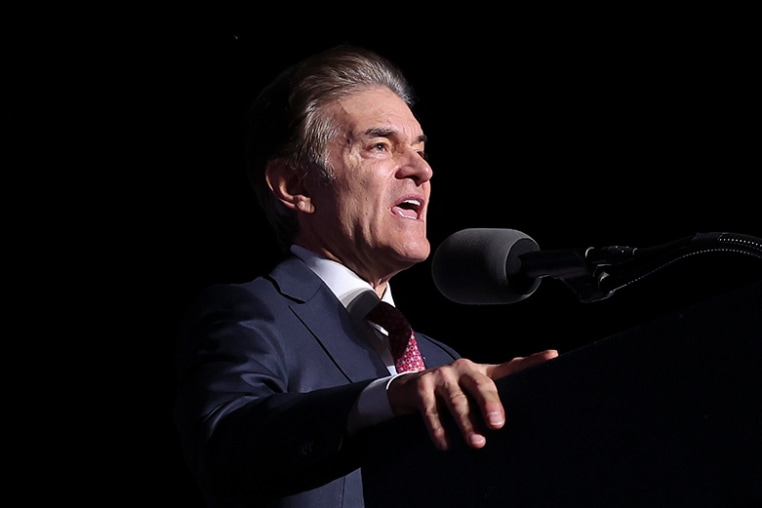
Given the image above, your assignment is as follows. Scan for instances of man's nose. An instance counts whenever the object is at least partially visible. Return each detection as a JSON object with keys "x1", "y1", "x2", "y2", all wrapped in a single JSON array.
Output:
[{"x1": 398, "y1": 151, "x2": 433, "y2": 184}]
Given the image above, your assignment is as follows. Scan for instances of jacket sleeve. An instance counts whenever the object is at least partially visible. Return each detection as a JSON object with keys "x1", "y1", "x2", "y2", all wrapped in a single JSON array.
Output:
[{"x1": 173, "y1": 283, "x2": 376, "y2": 501}]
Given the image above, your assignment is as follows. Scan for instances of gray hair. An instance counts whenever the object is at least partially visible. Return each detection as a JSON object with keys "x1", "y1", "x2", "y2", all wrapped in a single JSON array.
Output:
[{"x1": 245, "y1": 45, "x2": 417, "y2": 253}]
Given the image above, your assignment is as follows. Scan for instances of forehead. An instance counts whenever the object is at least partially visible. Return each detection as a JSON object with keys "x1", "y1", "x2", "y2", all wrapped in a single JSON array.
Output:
[{"x1": 327, "y1": 86, "x2": 423, "y2": 140}]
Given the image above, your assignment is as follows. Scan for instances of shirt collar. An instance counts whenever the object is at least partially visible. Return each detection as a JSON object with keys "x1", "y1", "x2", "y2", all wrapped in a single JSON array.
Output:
[{"x1": 290, "y1": 245, "x2": 395, "y2": 317}]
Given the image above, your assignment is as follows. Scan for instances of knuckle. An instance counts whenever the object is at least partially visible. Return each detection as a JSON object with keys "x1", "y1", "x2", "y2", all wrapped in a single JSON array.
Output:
[
  {"x1": 423, "y1": 406, "x2": 440, "y2": 419},
  {"x1": 447, "y1": 391, "x2": 470, "y2": 410},
  {"x1": 451, "y1": 358, "x2": 474, "y2": 370}
]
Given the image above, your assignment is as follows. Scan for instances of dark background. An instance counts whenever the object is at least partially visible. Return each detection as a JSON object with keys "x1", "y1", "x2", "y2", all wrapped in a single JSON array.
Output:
[{"x1": 123, "y1": 13, "x2": 760, "y2": 506}]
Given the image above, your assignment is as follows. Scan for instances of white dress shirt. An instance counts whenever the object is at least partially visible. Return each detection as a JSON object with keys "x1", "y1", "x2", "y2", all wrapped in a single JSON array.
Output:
[{"x1": 290, "y1": 245, "x2": 410, "y2": 432}]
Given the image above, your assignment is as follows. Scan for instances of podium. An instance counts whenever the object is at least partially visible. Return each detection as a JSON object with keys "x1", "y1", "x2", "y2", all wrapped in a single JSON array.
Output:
[{"x1": 362, "y1": 280, "x2": 762, "y2": 507}]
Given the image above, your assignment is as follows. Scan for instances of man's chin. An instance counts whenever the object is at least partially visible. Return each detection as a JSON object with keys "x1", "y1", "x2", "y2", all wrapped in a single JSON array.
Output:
[{"x1": 398, "y1": 242, "x2": 430, "y2": 265}]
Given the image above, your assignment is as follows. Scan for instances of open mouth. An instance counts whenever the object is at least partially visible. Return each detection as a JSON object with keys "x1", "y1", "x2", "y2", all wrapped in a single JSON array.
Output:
[{"x1": 393, "y1": 198, "x2": 422, "y2": 220}]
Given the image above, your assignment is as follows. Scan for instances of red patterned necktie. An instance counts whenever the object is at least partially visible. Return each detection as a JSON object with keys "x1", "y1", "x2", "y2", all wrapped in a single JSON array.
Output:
[{"x1": 366, "y1": 301, "x2": 426, "y2": 373}]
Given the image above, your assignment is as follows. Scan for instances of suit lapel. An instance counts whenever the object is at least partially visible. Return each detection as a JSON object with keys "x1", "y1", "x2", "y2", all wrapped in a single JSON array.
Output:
[
  {"x1": 415, "y1": 332, "x2": 458, "y2": 368},
  {"x1": 270, "y1": 258, "x2": 389, "y2": 382}
]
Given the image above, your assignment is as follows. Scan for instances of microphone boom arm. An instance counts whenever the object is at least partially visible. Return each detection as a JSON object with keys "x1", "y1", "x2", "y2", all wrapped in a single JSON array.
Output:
[{"x1": 533, "y1": 232, "x2": 762, "y2": 303}]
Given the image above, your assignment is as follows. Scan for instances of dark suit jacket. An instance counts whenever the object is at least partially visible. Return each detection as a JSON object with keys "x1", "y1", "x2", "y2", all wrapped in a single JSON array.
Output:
[{"x1": 174, "y1": 256, "x2": 460, "y2": 507}]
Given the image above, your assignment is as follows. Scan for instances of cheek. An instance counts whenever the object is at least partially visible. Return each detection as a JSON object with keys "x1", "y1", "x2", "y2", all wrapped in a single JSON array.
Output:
[
  {"x1": 337, "y1": 173, "x2": 380, "y2": 209},
  {"x1": 342, "y1": 194, "x2": 377, "y2": 224},
  {"x1": 329, "y1": 160, "x2": 387, "y2": 222}
]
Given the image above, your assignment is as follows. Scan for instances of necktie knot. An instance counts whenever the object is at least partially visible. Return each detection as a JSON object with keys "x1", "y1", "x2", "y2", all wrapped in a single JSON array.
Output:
[
  {"x1": 366, "y1": 301, "x2": 410, "y2": 338},
  {"x1": 366, "y1": 301, "x2": 425, "y2": 373}
]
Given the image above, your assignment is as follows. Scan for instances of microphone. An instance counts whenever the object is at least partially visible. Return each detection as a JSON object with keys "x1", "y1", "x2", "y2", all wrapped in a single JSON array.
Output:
[
  {"x1": 431, "y1": 228, "x2": 762, "y2": 305},
  {"x1": 431, "y1": 228, "x2": 550, "y2": 305}
]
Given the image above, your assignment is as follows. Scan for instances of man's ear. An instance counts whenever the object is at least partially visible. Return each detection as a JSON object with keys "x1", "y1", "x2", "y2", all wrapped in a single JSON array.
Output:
[{"x1": 265, "y1": 160, "x2": 315, "y2": 213}]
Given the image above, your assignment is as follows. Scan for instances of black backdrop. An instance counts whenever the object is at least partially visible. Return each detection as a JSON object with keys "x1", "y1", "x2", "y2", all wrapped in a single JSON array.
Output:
[{"x1": 131, "y1": 15, "x2": 761, "y2": 506}]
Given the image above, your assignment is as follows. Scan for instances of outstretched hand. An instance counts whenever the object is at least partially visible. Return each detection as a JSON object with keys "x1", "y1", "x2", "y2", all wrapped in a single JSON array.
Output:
[{"x1": 387, "y1": 350, "x2": 559, "y2": 450}]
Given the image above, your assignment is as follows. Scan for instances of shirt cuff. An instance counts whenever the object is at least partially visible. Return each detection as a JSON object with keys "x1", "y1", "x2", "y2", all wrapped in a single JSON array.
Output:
[{"x1": 348, "y1": 373, "x2": 410, "y2": 434}]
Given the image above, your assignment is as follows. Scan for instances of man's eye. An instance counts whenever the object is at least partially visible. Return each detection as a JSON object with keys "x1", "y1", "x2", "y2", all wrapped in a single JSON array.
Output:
[{"x1": 372, "y1": 143, "x2": 387, "y2": 151}]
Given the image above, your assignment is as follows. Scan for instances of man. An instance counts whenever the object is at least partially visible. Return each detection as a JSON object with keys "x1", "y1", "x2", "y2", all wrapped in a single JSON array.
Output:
[{"x1": 174, "y1": 44, "x2": 558, "y2": 507}]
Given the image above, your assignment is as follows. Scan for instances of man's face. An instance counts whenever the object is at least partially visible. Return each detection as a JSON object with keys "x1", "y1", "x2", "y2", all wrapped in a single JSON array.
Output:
[{"x1": 300, "y1": 86, "x2": 433, "y2": 283}]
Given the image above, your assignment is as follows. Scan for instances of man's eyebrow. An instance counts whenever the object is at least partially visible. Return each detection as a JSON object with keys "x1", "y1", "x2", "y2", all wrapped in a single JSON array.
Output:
[
  {"x1": 363, "y1": 127, "x2": 428, "y2": 144},
  {"x1": 364, "y1": 127, "x2": 394, "y2": 138}
]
